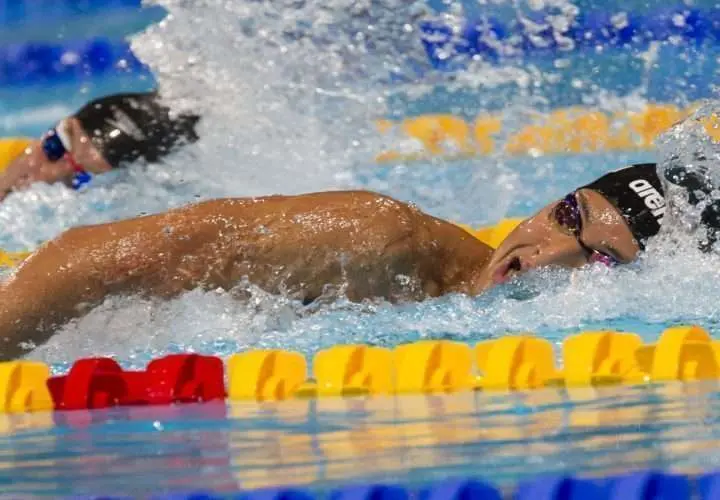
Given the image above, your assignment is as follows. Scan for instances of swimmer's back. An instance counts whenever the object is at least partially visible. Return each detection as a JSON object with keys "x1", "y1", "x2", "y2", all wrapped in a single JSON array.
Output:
[
  {"x1": 57, "y1": 190, "x2": 475, "y2": 302},
  {"x1": 0, "y1": 189, "x2": 492, "y2": 359}
]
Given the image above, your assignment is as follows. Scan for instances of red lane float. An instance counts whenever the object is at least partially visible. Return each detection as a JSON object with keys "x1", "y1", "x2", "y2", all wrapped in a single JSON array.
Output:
[{"x1": 48, "y1": 354, "x2": 225, "y2": 410}]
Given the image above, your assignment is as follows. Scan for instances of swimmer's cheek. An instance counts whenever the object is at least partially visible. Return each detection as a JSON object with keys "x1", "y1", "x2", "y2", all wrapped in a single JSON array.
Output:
[{"x1": 37, "y1": 163, "x2": 73, "y2": 185}]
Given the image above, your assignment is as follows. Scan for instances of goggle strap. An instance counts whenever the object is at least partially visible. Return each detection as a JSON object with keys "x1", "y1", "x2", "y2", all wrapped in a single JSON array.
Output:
[
  {"x1": 64, "y1": 152, "x2": 85, "y2": 174},
  {"x1": 55, "y1": 120, "x2": 73, "y2": 153}
]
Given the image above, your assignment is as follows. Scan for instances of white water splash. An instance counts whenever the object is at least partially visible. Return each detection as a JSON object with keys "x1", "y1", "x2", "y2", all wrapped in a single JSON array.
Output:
[{"x1": 9, "y1": 0, "x2": 720, "y2": 367}]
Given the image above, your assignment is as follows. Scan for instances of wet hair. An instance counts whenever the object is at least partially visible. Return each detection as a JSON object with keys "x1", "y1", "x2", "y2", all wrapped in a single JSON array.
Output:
[{"x1": 73, "y1": 91, "x2": 201, "y2": 169}]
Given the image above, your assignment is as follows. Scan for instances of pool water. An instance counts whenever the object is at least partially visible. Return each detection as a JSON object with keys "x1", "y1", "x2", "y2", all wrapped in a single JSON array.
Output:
[
  {"x1": 1, "y1": 383, "x2": 719, "y2": 497},
  {"x1": 2, "y1": 0, "x2": 720, "y2": 496}
]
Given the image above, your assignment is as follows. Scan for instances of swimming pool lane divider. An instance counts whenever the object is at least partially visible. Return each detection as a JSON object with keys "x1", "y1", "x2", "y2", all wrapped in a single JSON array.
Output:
[
  {"x1": 420, "y1": 6, "x2": 720, "y2": 70},
  {"x1": 2, "y1": 324, "x2": 720, "y2": 414},
  {"x1": 375, "y1": 104, "x2": 720, "y2": 163},
  {"x1": 67, "y1": 469, "x2": 720, "y2": 499}
]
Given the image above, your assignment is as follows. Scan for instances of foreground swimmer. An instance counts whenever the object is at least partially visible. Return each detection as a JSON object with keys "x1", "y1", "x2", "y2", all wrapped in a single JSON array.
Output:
[
  {"x1": 0, "y1": 91, "x2": 200, "y2": 200},
  {"x1": 0, "y1": 163, "x2": 668, "y2": 359}
]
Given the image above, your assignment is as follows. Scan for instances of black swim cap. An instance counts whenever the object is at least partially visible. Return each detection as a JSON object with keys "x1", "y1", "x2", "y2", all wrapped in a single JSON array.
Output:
[
  {"x1": 73, "y1": 91, "x2": 200, "y2": 169},
  {"x1": 581, "y1": 163, "x2": 666, "y2": 248}
]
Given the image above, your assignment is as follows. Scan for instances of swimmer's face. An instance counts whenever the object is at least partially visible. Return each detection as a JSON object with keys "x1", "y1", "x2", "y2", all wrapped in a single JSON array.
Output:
[
  {"x1": 4, "y1": 142, "x2": 74, "y2": 190},
  {"x1": 0, "y1": 118, "x2": 111, "y2": 196},
  {"x1": 474, "y1": 189, "x2": 640, "y2": 291},
  {"x1": 6, "y1": 118, "x2": 112, "y2": 190},
  {"x1": 63, "y1": 118, "x2": 114, "y2": 175}
]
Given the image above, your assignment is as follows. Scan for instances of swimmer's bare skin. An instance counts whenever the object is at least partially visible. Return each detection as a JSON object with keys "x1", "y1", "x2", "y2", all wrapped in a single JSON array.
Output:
[
  {"x1": 0, "y1": 190, "x2": 492, "y2": 359},
  {"x1": 0, "y1": 118, "x2": 113, "y2": 201}
]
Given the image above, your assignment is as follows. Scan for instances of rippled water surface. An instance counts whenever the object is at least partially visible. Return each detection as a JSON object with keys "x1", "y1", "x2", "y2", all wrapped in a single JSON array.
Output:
[{"x1": 1, "y1": 383, "x2": 719, "y2": 497}]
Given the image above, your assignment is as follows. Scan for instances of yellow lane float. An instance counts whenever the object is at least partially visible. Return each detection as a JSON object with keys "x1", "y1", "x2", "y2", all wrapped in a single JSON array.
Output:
[{"x1": 376, "y1": 104, "x2": 720, "y2": 162}]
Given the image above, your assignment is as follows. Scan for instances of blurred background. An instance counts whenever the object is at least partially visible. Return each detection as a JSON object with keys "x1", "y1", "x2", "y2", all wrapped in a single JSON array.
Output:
[
  {"x1": 1, "y1": 0, "x2": 718, "y2": 136},
  {"x1": 0, "y1": 0, "x2": 162, "y2": 137}
]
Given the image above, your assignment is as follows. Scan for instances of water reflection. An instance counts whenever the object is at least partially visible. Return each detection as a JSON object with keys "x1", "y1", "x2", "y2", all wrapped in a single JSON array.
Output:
[{"x1": 0, "y1": 383, "x2": 717, "y2": 496}]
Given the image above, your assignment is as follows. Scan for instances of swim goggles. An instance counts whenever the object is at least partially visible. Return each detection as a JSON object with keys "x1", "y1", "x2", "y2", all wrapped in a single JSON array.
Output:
[
  {"x1": 41, "y1": 120, "x2": 92, "y2": 190},
  {"x1": 552, "y1": 192, "x2": 618, "y2": 267}
]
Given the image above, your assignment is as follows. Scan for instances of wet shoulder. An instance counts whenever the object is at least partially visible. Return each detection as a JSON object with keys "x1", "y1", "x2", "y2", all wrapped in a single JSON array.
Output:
[
  {"x1": 206, "y1": 190, "x2": 423, "y2": 222},
  {"x1": 329, "y1": 190, "x2": 424, "y2": 230}
]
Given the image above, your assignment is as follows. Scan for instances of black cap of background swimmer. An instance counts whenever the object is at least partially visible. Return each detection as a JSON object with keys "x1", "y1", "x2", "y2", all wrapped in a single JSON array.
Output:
[
  {"x1": 74, "y1": 91, "x2": 200, "y2": 169},
  {"x1": 581, "y1": 163, "x2": 666, "y2": 249}
]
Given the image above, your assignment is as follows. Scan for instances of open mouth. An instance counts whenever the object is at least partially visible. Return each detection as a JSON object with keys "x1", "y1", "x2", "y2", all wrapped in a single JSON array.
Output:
[{"x1": 493, "y1": 255, "x2": 523, "y2": 285}]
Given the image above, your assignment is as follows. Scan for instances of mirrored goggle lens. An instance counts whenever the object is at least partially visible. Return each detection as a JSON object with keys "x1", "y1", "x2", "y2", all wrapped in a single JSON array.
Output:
[
  {"x1": 41, "y1": 130, "x2": 66, "y2": 162},
  {"x1": 554, "y1": 194, "x2": 581, "y2": 234}
]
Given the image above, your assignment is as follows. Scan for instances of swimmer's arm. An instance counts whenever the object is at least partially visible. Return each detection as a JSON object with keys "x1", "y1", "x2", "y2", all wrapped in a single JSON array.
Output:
[
  {"x1": 0, "y1": 199, "x2": 258, "y2": 359},
  {"x1": 0, "y1": 201, "x2": 235, "y2": 359},
  {"x1": 0, "y1": 213, "x2": 178, "y2": 360},
  {"x1": 0, "y1": 227, "x2": 113, "y2": 360}
]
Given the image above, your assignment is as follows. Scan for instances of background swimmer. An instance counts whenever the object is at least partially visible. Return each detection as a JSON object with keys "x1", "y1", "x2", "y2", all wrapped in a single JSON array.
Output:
[
  {"x1": 0, "y1": 91, "x2": 200, "y2": 200},
  {"x1": 0, "y1": 163, "x2": 695, "y2": 359}
]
